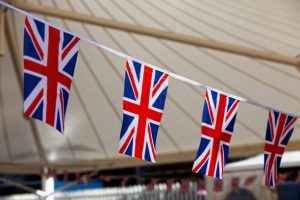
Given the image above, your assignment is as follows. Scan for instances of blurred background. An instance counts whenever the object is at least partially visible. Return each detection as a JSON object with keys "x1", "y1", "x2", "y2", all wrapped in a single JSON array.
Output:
[{"x1": 0, "y1": 0, "x2": 300, "y2": 199}]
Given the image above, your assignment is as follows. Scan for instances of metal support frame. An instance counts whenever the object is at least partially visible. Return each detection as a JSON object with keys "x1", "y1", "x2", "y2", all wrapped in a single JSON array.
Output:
[
  {"x1": 0, "y1": 1, "x2": 299, "y2": 174},
  {"x1": 5, "y1": 11, "x2": 48, "y2": 169},
  {"x1": 1, "y1": 139, "x2": 300, "y2": 174},
  {"x1": 44, "y1": 168, "x2": 100, "y2": 198},
  {"x1": 0, "y1": 5, "x2": 5, "y2": 56},
  {"x1": 0, "y1": 176, "x2": 37, "y2": 193}
]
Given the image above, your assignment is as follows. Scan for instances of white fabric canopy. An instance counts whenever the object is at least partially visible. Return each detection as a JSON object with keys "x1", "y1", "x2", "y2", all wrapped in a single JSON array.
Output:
[
  {"x1": 225, "y1": 150, "x2": 300, "y2": 172},
  {"x1": 0, "y1": 0, "x2": 300, "y2": 173}
]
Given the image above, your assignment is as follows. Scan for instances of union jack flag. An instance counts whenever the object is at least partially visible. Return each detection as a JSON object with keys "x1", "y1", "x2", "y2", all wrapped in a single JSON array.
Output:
[
  {"x1": 192, "y1": 89, "x2": 240, "y2": 179},
  {"x1": 23, "y1": 16, "x2": 80, "y2": 133},
  {"x1": 119, "y1": 60, "x2": 169, "y2": 162},
  {"x1": 264, "y1": 110, "x2": 297, "y2": 187}
]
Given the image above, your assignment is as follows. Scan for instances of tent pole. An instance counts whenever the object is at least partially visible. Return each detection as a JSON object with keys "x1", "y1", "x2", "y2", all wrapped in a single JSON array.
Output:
[
  {"x1": 297, "y1": 54, "x2": 300, "y2": 72},
  {"x1": 44, "y1": 168, "x2": 100, "y2": 198},
  {"x1": 0, "y1": 5, "x2": 5, "y2": 56},
  {"x1": 12, "y1": 2, "x2": 300, "y2": 68},
  {"x1": 0, "y1": 176, "x2": 37, "y2": 193},
  {"x1": 41, "y1": 168, "x2": 54, "y2": 200},
  {"x1": 5, "y1": 11, "x2": 48, "y2": 168}
]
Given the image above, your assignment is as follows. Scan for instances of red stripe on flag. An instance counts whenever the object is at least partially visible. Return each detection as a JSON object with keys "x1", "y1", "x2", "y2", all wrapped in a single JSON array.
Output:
[
  {"x1": 282, "y1": 117, "x2": 297, "y2": 135},
  {"x1": 125, "y1": 62, "x2": 139, "y2": 99},
  {"x1": 25, "y1": 17, "x2": 44, "y2": 60},
  {"x1": 61, "y1": 37, "x2": 80, "y2": 60},
  {"x1": 220, "y1": 146, "x2": 224, "y2": 176},
  {"x1": 59, "y1": 89, "x2": 65, "y2": 131},
  {"x1": 152, "y1": 74, "x2": 168, "y2": 97},
  {"x1": 192, "y1": 150, "x2": 210, "y2": 173},
  {"x1": 147, "y1": 124, "x2": 156, "y2": 161},
  {"x1": 205, "y1": 91, "x2": 215, "y2": 124},
  {"x1": 225, "y1": 100, "x2": 239, "y2": 121},
  {"x1": 24, "y1": 89, "x2": 44, "y2": 117},
  {"x1": 269, "y1": 112, "x2": 275, "y2": 139},
  {"x1": 119, "y1": 127, "x2": 135, "y2": 154}
]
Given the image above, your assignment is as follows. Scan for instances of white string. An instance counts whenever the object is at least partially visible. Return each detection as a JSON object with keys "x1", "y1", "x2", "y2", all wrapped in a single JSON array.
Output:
[{"x1": 1, "y1": 0, "x2": 299, "y2": 119}]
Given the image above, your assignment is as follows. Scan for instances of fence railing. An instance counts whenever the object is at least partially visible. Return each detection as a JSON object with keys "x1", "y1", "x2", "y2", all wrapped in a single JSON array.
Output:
[{"x1": 0, "y1": 181, "x2": 205, "y2": 200}]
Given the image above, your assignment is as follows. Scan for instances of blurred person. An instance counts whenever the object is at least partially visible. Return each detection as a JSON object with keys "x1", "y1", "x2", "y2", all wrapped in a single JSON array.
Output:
[
  {"x1": 296, "y1": 171, "x2": 300, "y2": 184},
  {"x1": 278, "y1": 173, "x2": 288, "y2": 185},
  {"x1": 276, "y1": 171, "x2": 300, "y2": 200}
]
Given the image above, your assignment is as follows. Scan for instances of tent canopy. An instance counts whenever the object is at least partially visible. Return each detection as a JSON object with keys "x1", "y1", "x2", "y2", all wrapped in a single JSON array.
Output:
[
  {"x1": 225, "y1": 150, "x2": 300, "y2": 172},
  {"x1": 0, "y1": 0, "x2": 300, "y2": 174}
]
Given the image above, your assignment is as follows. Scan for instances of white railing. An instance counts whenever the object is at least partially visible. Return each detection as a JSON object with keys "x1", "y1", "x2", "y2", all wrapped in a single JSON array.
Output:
[{"x1": 0, "y1": 182, "x2": 205, "y2": 200}]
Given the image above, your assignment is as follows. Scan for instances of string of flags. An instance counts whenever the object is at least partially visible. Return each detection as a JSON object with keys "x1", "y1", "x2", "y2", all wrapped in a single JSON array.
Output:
[
  {"x1": 192, "y1": 89, "x2": 240, "y2": 179},
  {"x1": 264, "y1": 111, "x2": 297, "y2": 187},
  {"x1": 23, "y1": 16, "x2": 80, "y2": 132},
  {"x1": 0, "y1": 0, "x2": 299, "y2": 188},
  {"x1": 119, "y1": 60, "x2": 169, "y2": 163}
]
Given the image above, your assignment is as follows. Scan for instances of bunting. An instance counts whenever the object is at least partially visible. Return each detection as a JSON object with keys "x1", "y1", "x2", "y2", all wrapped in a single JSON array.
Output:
[
  {"x1": 231, "y1": 177, "x2": 240, "y2": 192},
  {"x1": 166, "y1": 179, "x2": 174, "y2": 193},
  {"x1": 180, "y1": 179, "x2": 190, "y2": 194},
  {"x1": 197, "y1": 179, "x2": 207, "y2": 196},
  {"x1": 244, "y1": 175, "x2": 257, "y2": 186},
  {"x1": 0, "y1": 0, "x2": 299, "y2": 187},
  {"x1": 192, "y1": 89, "x2": 240, "y2": 179},
  {"x1": 264, "y1": 110, "x2": 297, "y2": 187},
  {"x1": 23, "y1": 16, "x2": 80, "y2": 133},
  {"x1": 119, "y1": 60, "x2": 169, "y2": 162}
]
